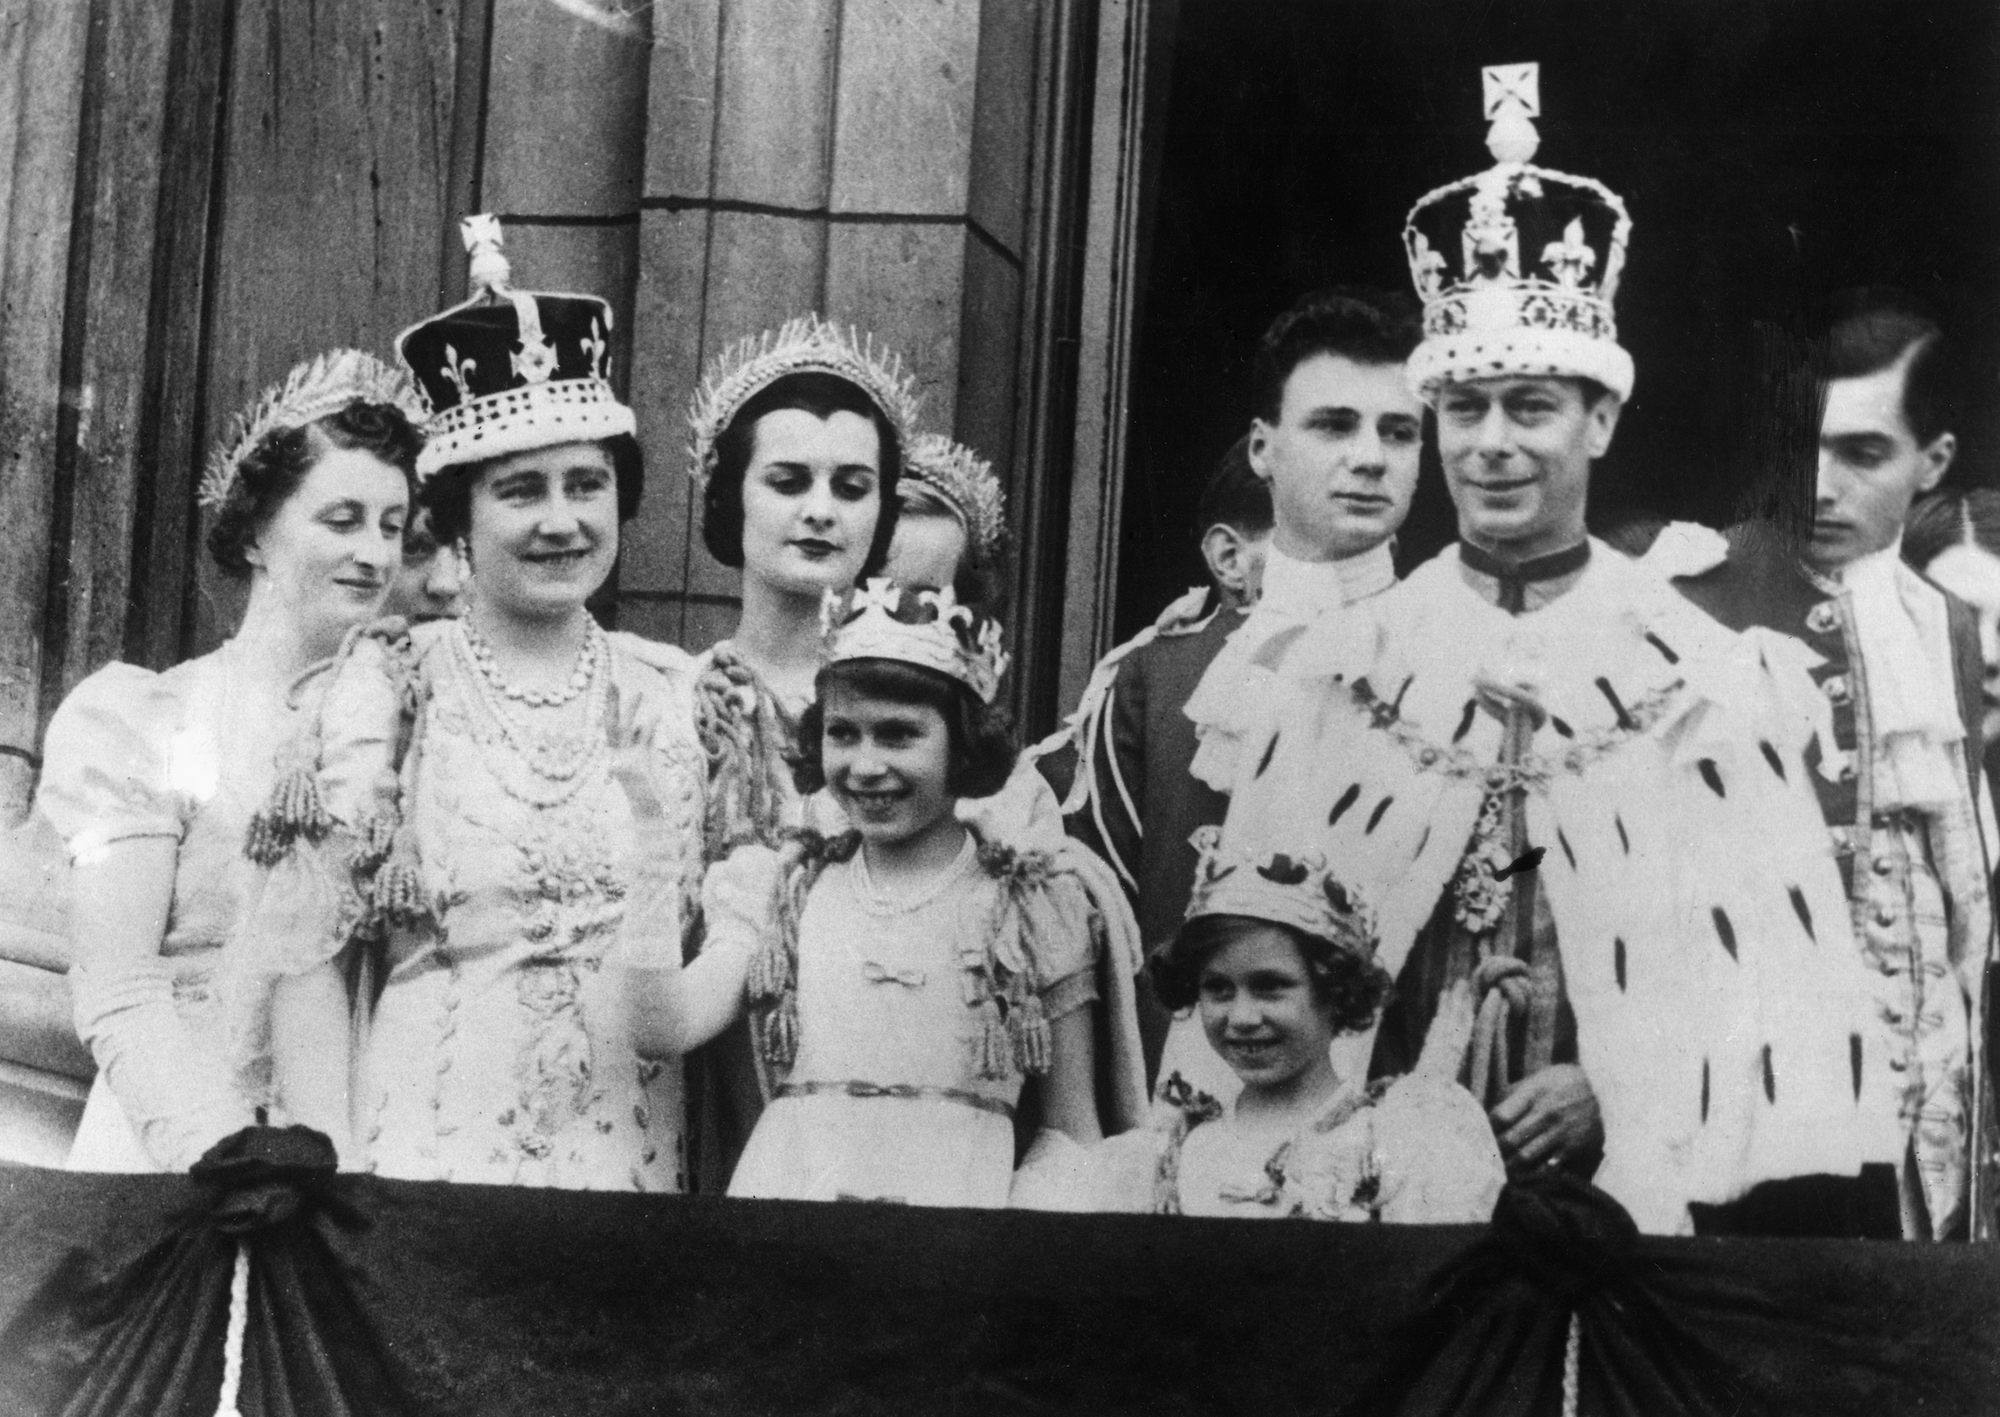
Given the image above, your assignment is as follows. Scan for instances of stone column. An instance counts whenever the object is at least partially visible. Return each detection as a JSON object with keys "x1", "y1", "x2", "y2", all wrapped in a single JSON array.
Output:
[{"x1": 623, "y1": 0, "x2": 1048, "y2": 653}]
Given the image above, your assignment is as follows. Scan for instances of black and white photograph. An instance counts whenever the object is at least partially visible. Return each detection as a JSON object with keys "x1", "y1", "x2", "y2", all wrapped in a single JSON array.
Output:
[{"x1": 0, "y1": 0, "x2": 1997, "y2": 1411}]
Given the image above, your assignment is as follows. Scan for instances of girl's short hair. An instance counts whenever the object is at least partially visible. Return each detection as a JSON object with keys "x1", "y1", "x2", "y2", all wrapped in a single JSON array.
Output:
[
  {"x1": 207, "y1": 401, "x2": 424, "y2": 579},
  {"x1": 1150, "y1": 912, "x2": 1392, "y2": 1037},
  {"x1": 420, "y1": 432, "x2": 644, "y2": 548},
  {"x1": 791, "y1": 657, "x2": 1015, "y2": 800},
  {"x1": 702, "y1": 371, "x2": 902, "y2": 574}
]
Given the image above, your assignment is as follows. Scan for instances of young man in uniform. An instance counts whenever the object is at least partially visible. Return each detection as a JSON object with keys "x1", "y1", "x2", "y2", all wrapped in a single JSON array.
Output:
[
  {"x1": 1040, "y1": 288, "x2": 1423, "y2": 1080},
  {"x1": 1676, "y1": 293, "x2": 1994, "y2": 1239}
]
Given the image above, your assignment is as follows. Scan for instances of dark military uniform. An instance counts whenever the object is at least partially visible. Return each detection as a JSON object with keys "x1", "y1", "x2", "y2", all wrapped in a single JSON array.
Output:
[
  {"x1": 1035, "y1": 593, "x2": 1243, "y2": 1076},
  {"x1": 1677, "y1": 523, "x2": 1992, "y2": 1238}
]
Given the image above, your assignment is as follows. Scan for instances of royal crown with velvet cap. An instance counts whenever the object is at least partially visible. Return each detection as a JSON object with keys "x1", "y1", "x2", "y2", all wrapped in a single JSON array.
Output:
[
  {"x1": 821, "y1": 578, "x2": 1010, "y2": 704},
  {"x1": 1183, "y1": 825, "x2": 1380, "y2": 963},
  {"x1": 396, "y1": 214, "x2": 635, "y2": 479},
  {"x1": 1403, "y1": 64, "x2": 1634, "y2": 405}
]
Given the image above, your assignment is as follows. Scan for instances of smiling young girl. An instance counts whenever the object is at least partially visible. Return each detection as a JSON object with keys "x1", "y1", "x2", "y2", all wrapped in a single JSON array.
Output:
[
  {"x1": 618, "y1": 579, "x2": 1144, "y2": 1206},
  {"x1": 1053, "y1": 827, "x2": 1504, "y2": 1221}
]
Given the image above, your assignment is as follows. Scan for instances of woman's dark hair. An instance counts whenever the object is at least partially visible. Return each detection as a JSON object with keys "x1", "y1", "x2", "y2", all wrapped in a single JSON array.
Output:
[
  {"x1": 207, "y1": 401, "x2": 424, "y2": 579},
  {"x1": 420, "y1": 431, "x2": 644, "y2": 547},
  {"x1": 791, "y1": 656, "x2": 1014, "y2": 800},
  {"x1": 702, "y1": 371, "x2": 902, "y2": 575},
  {"x1": 1150, "y1": 912, "x2": 1392, "y2": 1037}
]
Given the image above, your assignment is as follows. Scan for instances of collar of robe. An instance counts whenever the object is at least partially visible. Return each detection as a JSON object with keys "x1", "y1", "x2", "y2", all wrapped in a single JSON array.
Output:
[{"x1": 1457, "y1": 539, "x2": 1593, "y2": 613}]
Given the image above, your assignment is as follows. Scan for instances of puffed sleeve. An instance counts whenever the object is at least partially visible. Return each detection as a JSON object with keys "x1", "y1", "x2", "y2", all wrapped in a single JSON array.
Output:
[
  {"x1": 992, "y1": 839, "x2": 1150, "y2": 1132},
  {"x1": 36, "y1": 663, "x2": 188, "y2": 858}
]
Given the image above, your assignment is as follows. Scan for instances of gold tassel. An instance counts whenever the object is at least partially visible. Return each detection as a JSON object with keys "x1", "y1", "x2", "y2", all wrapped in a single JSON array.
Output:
[
  {"x1": 761, "y1": 992, "x2": 799, "y2": 1069},
  {"x1": 269, "y1": 766, "x2": 331, "y2": 843},
  {"x1": 373, "y1": 826, "x2": 426, "y2": 925},
  {"x1": 978, "y1": 1003, "x2": 1013, "y2": 1080},
  {"x1": 747, "y1": 937, "x2": 790, "y2": 1003},
  {"x1": 243, "y1": 811, "x2": 289, "y2": 866},
  {"x1": 1013, "y1": 991, "x2": 1052, "y2": 1076}
]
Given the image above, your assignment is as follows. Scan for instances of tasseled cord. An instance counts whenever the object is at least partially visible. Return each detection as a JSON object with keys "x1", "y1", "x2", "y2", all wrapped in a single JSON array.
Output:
[
  {"x1": 1562, "y1": 1311, "x2": 1582, "y2": 1417},
  {"x1": 750, "y1": 835, "x2": 843, "y2": 1072},
  {"x1": 976, "y1": 861, "x2": 1054, "y2": 1081},
  {"x1": 213, "y1": 1241, "x2": 251, "y2": 1417},
  {"x1": 243, "y1": 766, "x2": 331, "y2": 867}
]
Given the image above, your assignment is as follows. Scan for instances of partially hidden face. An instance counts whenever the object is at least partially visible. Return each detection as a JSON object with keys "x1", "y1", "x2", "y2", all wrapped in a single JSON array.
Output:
[
  {"x1": 1197, "y1": 926, "x2": 1339, "y2": 1093},
  {"x1": 1813, "y1": 359, "x2": 1955, "y2": 570},
  {"x1": 465, "y1": 440, "x2": 619, "y2": 619},
  {"x1": 1201, "y1": 522, "x2": 1272, "y2": 607},
  {"x1": 1250, "y1": 352, "x2": 1423, "y2": 562},
  {"x1": 1922, "y1": 542, "x2": 2000, "y2": 744},
  {"x1": 820, "y1": 683, "x2": 958, "y2": 851},
  {"x1": 740, "y1": 408, "x2": 883, "y2": 596},
  {"x1": 247, "y1": 442, "x2": 409, "y2": 644},
  {"x1": 384, "y1": 509, "x2": 466, "y2": 622},
  {"x1": 1436, "y1": 375, "x2": 1619, "y2": 560},
  {"x1": 884, "y1": 507, "x2": 968, "y2": 591}
]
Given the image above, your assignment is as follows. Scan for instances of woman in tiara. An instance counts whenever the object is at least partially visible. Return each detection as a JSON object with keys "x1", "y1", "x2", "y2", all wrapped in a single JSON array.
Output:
[
  {"x1": 239, "y1": 216, "x2": 709, "y2": 1190},
  {"x1": 34, "y1": 350, "x2": 423, "y2": 1171}
]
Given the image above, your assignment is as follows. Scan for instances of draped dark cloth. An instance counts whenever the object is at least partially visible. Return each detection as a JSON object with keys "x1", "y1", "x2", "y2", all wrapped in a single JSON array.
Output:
[
  {"x1": 1346, "y1": 1171, "x2": 1980, "y2": 1417},
  {"x1": 0, "y1": 1127, "x2": 408, "y2": 1417},
  {"x1": 0, "y1": 1161, "x2": 1995, "y2": 1415}
]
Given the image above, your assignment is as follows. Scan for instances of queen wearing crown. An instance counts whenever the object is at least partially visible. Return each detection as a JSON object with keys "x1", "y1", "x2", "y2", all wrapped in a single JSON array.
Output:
[
  {"x1": 235, "y1": 216, "x2": 710, "y2": 1191},
  {"x1": 34, "y1": 351, "x2": 424, "y2": 1171}
]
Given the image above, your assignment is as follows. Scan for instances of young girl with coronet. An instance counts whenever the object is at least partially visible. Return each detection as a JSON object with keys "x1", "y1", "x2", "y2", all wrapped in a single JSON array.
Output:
[
  {"x1": 618, "y1": 579, "x2": 1145, "y2": 1206},
  {"x1": 1046, "y1": 826, "x2": 1505, "y2": 1221}
]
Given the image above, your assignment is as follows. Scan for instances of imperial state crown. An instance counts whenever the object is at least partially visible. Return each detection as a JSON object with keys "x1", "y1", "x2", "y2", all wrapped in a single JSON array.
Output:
[{"x1": 1402, "y1": 64, "x2": 1634, "y2": 404}]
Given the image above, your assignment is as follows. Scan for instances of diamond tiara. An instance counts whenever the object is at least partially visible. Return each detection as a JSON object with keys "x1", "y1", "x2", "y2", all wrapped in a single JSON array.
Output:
[
  {"x1": 199, "y1": 349, "x2": 426, "y2": 510},
  {"x1": 686, "y1": 314, "x2": 923, "y2": 489},
  {"x1": 903, "y1": 432, "x2": 1007, "y2": 563}
]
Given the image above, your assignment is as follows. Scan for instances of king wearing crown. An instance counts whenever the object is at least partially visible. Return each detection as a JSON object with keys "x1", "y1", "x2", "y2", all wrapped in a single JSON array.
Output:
[{"x1": 1206, "y1": 66, "x2": 1894, "y2": 1235}]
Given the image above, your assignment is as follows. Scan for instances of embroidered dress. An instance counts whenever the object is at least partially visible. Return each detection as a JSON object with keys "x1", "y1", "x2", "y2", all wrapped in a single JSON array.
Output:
[
  {"x1": 718, "y1": 831, "x2": 1125, "y2": 1206},
  {"x1": 35, "y1": 644, "x2": 301, "y2": 1170},
  {"x1": 1051, "y1": 1071, "x2": 1503, "y2": 1222},
  {"x1": 1210, "y1": 540, "x2": 1895, "y2": 1233},
  {"x1": 240, "y1": 618, "x2": 708, "y2": 1191}
]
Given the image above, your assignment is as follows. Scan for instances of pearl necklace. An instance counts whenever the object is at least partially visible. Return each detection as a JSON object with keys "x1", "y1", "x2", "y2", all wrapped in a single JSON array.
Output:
[
  {"x1": 451, "y1": 619, "x2": 610, "y2": 796},
  {"x1": 462, "y1": 616, "x2": 602, "y2": 706},
  {"x1": 852, "y1": 832, "x2": 977, "y2": 918}
]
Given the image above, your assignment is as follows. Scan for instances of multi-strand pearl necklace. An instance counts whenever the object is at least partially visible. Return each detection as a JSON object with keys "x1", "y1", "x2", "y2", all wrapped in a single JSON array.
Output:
[
  {"x1": 462, "y1": 616, "x2": 602, "y2": 706},
  {"x1": 453, "y1": 617, "x2": 611, "y2": 797}
]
